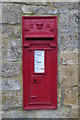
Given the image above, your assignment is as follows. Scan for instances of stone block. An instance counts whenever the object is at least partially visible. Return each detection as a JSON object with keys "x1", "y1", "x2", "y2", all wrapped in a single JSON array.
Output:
[
  {"x1": 59, "y1": 5, "x2": 69, "y2": 14},
  {"x1": 68, "y1": 3, "x2": 78, "y2": 10},
  {"x1": 59, "y1": 13, "x2": 69, "y2": 32},
  {"x1": 59, "y1": 51, "x2": 78, "y2": 65},
  {"x1": 68, "y1": 9, "x2": 78, "y2": 31},
  {"x1": 1, "y1": 0, "x2": 49, "y2": 3},
  {"x1": 58, "y1": 8, "x2": 78, "y2": 34},
  {"x1": 0, "y1": 113, "x2": 2, "y2": 120},
  {"x1": 50, "y1": 0, "x2": 79, "y2": 2},
  {"x1": 0, "y1": 90, "x2": 2, "y2": 105},
  {"x1": 0, "y1": 77, "x2": 2, "y2": 91},
  {"x1": 34, "y1": 106, "x2": 70, "y2": 118},
  {"x1": 2, "y1": 106, "x2": 70, "y2": 118},
  {"x1": 22, "y1": 5, "x2": 30, "y2": 14},
  {"x1": 0, "y1": 3, "x2": 2, "y2": 24},
  {"x1": 2, "y1": 25, "x2": 20, "y2": 38},
  {"x1": 63, "y1": 87, "x2": 78, "y2": 106},
  {"x1": 1, "y1": 62, "x2": 21, "y2": 77},
  {"x1": 58, "y1": 32, "x2": 78, "y2": 51},
  {"x1": 57, "y1": 87, "x2": 61, "y2": 106},
  {"x1": 22, "y1": 5, "x2": 57, "y2": 15},
  {"x1": 2, "y1": 37, "x2": 21, "y2": 62},
  {"x1": 21, "y1": 0, "x2": 49, "y2": 5},
  {"x1": 50, "y1": 2, "x2": 78, "y2": 10},
  {"x1": 2, "y1": 78, "x2": 20, "y2": 90},
  {"x1": 2, "y1": 37, "x2": 8, "y2": 61},
  {"x1": 59, "y1": 9, "x2": 78, "y2": 34},
  {"x1": 71, "y1": 106, "x2": 78, "y2": 118},
  {"x1": 0, "y1": 63, "x2": 2, "y2": 77},
  {"x1": 7, "y1": 40, "x2": 21, "y2": 62},
  {"x1": 2, "y1": 4, "x2": 21, "y2": 24},
  {"x1": 2, "y1": 110, "x2": 35, "y2": 118},
  {"x1": 59, "y1": 64, "x2": 78, "y2": 87},
  {"x1": 2, "y1": 91, "x2": 22, "y2": 110}
]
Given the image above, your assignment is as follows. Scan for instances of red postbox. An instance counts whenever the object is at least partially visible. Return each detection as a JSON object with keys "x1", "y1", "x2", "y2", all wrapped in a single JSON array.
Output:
[{"x1": 22, "y1": 16, "x2": 57, "y2": 110}]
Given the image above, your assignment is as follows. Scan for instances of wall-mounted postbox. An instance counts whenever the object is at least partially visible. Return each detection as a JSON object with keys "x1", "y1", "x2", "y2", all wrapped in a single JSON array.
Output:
[{"x1": 22, "y1": 16, "x2": 57, "y2": 110}]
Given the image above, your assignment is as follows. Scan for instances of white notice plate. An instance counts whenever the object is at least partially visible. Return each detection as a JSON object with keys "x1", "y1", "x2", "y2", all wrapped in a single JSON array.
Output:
[{"x1": 34, "y1": 50, "x2": 44, "y2": 73}]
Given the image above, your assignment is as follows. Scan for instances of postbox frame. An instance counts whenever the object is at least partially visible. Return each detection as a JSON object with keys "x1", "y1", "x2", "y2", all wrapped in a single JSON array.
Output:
[{"x1": 22, "y1": 16, "x2": 57, "y2": 110}]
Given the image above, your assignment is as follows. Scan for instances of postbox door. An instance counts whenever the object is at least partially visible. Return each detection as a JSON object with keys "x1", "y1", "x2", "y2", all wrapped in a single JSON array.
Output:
[{"x1": 29, "y1": 49, "x2": 53, "y2": 105}]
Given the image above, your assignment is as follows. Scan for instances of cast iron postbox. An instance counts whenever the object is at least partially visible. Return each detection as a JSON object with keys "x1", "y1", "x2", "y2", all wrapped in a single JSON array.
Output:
[{"x1": 22, "y1": 16, "x2": 57, "y2": 110}]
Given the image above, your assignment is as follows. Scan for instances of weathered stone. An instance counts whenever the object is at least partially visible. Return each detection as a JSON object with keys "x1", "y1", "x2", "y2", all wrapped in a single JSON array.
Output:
[
  {"x1": 71, "y1": 106, "x2": 78, "y2": 118},
  {"x1": 48, "y1": 8, "x2": 57, "y2": 14},
  {"x1": 50, "y1": 0, "x2": 79, "y2": 3},
  {"x1": 2, "y1": 91, "x2": 22, "y2": 110},
  {"x1": 58, "y1": 8, "x2": 78, "y2": 34},
  {"x1": 68, "y1": 9, "x2": 78, "y2": 30},
  {"x1": 2, "y1": 110, "x2": 35, "y2": 118},
  {"x1": 51, "y1": 2, "x2": 78, "y2": 12},
  {"x1": 1, "y1": 0, "x2": 20, "y2": 2},
  {"x1": 58, "y1": 32, "x2": 78, "y2": 51},
  {"x1": 1, "y1": 26, "x2": 20, "y2": 61},
  {"x1": 0, "y1": 90, "x2": 2, "y2": 104},
  {"x1": 1, "y1": 62, "x2": 20, "y2": 77},
  {"x1": 22, "y1": 5, "x2": 57, "y2": 15},
  {"x1": 59, "y1": 13, "x2": 69, "y2": 32},
  {"x1": 63, "y1": 87, "x2": 78, "y2": 106},
  {"x1": 59, "y1": 5, "x2": 69, "y2": 14},
  {"x1": 2, "y1": 4, "x2": 21, "y2": 24},
  {"x1": 29, "y1": 1, "x2": 48, "y2": 6},
  {"x1": 68, "y1": 3, "x2": 78, "y2": 10},
  {"x1": 2, "y1": 37, "x2": 21, "y2": 62},
  {"x1": 0, "y1": 97, "x2": 2, "y2": 115},
  {"x1": 2, "y1": 37, "x2": 8, "y2": 61},
  {"x1": 7, "y1": 40, "x2": 21, "y2": 62},
  {"x1": 1, "y1": 0, "x2": 79, "y2": 2},
  {"x1": 2, "y1": 78, "x2": 20, "y2": 90},
  {"x1": 59, "y1": 64, "x2": 78, "y2": 87},
  {"x1": 34, "y1": 107, "x2": 70, "y2": 118},
  {"x1": 1, "y1": 0, "x2": 49, "y2": 3},
  {"x1": 2, "y1": 107, "x2": 70, "y2": 118},
  {"x1": 59, "y1": 51, "x2": 78, "y2": 65},
  {"x1": 0, "y1": 77, "x2": 2, "y2": 91},
  {"x1": 57, "y1": 87, "x2": 61, "y2": 106},
  {"x1": 2, "y1": 25, "x2": 20, "y2": 38},
  {"x1": 0, "y1": 3, "x2": 2, "y2": 24},
  {"x1": 22, "y1": 5, "x2": 31, "y2": 14},
  {"x1": 0, "y1": 63, "x2": 2, "y2": 78},
  {"x1": 0, "y1": 112, "x2": 2, "y2": 120},
  {"x1": 0, "y1": 30, "x2": 2, "y2": 54}
]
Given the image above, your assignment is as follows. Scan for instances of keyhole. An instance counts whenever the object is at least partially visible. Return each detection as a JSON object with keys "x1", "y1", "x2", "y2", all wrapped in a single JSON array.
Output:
[{"x1": 34, "y1": 79, "x2": 36, "y2": 83}]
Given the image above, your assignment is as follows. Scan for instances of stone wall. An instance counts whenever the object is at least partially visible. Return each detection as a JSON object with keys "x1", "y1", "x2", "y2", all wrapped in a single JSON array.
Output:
[{"x1": 1, "y1": 1, "x2": 78, "y2": 118}]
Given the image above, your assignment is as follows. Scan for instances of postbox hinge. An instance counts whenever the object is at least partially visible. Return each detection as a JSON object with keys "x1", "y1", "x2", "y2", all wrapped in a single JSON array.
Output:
[
  {"x1": 49, "y1": 43, "x2": 57, "y2": 48},
  {"x1": 23, "y1": 44, "x2": 30, "y2": 48},
  {"x1": 31, "y1": 96, "x2": 38, "y2": 98}
]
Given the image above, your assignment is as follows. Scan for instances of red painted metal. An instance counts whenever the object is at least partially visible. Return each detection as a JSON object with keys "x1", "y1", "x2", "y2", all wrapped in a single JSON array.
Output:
[{"x1": 22, "y1": 16, "x2": 57, "y2": 110}]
